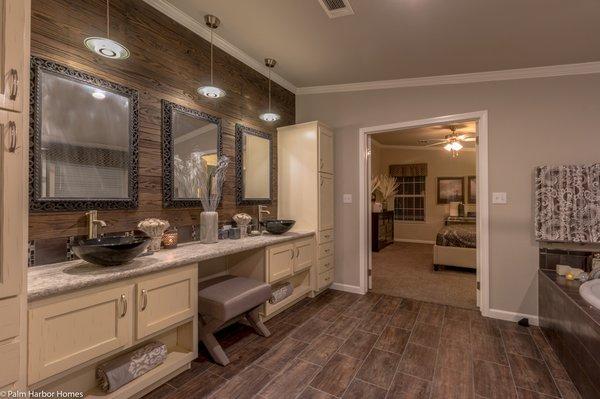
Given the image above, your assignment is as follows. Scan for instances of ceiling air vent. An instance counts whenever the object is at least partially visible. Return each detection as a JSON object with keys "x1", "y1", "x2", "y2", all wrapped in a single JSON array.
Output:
[{"x1": 318, "y1": 0, "x2": 355, "y2": 19}]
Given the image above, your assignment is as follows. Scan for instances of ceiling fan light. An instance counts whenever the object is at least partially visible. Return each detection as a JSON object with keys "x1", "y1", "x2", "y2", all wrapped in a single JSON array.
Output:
[
  {"x1": 259, "y1": 112, "x2": 281, "y2": 122},
  {"x1": 451, "y1": 142, "x2": 463, "y2": 151},
  {"x1": 197, "y1": 85, "x2": 226, "y2": 98},
  {"x1": 444, "y1": 143, "x2": 453, "y2": 151}
]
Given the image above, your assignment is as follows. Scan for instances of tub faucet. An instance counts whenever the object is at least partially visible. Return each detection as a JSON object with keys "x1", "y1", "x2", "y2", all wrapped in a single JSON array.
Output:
[
  {"x1": 86, "y1": 210, "x2": 107, "y2": 239},
  {"x1": 258, "y1": 205, "x2": 270, "y2": 233}
]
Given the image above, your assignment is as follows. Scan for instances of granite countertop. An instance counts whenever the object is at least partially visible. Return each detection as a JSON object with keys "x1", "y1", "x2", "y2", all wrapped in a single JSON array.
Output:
[
  {"x1": 540, "y1": 269, "x2": 600, "y2": 328},
  {"x1": 28, "y1": 231, "x2": 315, "y2": 301}
]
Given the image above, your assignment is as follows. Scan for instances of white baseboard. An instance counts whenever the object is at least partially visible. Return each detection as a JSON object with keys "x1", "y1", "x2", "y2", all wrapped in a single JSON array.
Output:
[
  {"x1": 483, "y1": 308, "x2": 539, "y2": 326},
  {"x1": 330, "y1": 283, "x2": 366, "y2": 295},
  {"x1": 394, "y1": 238, "x2": 436, "y2": 245}
]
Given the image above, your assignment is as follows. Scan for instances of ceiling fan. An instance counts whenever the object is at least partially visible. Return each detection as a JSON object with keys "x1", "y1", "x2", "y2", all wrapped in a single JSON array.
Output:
[{"x1": 418, "y1": 126, "x2": 476, "y2": 157}]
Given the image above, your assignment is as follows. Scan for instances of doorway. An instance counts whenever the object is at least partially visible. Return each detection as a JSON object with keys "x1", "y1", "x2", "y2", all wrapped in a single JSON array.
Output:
[{"x1": 358, "y1": 111, "x2": 489, "y2": 314}]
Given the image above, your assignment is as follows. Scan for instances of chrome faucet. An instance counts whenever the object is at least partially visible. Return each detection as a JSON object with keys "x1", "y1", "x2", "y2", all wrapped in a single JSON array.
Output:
[
  {"x1": 86, "y1": 210, "x2": 107, "y2": 239},
  {"x1": 258, "y1": 205, "x2": 271, "y2": 233}
]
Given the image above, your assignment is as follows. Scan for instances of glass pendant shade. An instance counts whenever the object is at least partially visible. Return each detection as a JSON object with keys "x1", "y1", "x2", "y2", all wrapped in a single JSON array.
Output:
[
  {"x1": 444, "y1": 143, "x2": 453, "y2": 151},
  {"x1": 84, "y1": 0, "x2": 129, "y2": 60},
  {"x1": 260, "y1": 58, "x2": 280, "y2": 122},
  {"x1": 198, "y1": 85, "x2": 226, "y2": 98},
  {"x1": 450, "y1": 142, "x2": 463, "y2": 151},
  {"x1": 259, "y1": 112, "x2": 280, "y2": 122}
]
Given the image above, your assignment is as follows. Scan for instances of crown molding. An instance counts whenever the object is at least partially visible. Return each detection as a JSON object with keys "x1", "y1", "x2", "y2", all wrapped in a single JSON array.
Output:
[
  {"x1": 376, "y1": 144, "x2": 476, "y2": 152},
  {"x1": 296, "y1": 61, "x2": 600, "y2": 95},
  {"x1": 143, "y1": 0, "x2": 298, "y2": 94}
]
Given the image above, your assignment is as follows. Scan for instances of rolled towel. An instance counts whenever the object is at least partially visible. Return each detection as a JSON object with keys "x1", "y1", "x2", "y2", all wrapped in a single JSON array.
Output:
[
  {"x1": 269, "y1": 282, "x2": 294, "y2": 304},
  {"x1": 96, "y1": 341, "x2": 167, "y2": 393}
]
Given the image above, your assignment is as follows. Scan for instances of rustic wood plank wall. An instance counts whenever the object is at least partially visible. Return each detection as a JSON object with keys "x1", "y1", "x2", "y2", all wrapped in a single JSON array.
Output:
[{"x1": 29, "y1": 0, "x2": 294, "y2": 241}]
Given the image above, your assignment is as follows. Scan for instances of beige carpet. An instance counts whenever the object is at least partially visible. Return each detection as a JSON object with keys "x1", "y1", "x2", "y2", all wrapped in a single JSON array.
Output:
[{"x1": 372, "y1": 242, "x2": 477, "y2": 309}]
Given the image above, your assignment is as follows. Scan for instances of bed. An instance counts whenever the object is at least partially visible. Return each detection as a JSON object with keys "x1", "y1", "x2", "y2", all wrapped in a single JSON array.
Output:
[{"x1": 433, "y1": 222, "x2": 476, "y2": 270}]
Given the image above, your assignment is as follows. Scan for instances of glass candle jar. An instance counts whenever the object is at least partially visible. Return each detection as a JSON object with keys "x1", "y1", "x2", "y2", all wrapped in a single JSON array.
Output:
[{"x1": 162, "y1": 229, "x2": 178, "y2": 249}]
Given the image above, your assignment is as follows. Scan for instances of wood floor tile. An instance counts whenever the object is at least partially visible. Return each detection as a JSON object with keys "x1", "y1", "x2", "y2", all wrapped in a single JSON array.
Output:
[
  {"x1": 282, "y1": 305, "x2": 321, "y2": 326},
  {"x1": 210, "y1": 343, "x2": 271, "y2": 379},
  {"x1": 338, "y1": 330, "x2": 379, "y2": 359},
  {"x1": 291, "y1": 317, "x2": 332, "y2": 343},
  {"x1": 445, "y1": 306, "x2": 474, "y2": 323},
  {"x1": 141, "y1": 383, "x2": 177, "y2": 399},
  {"x1": 343, "y1": 379, "x2": 387, "y2": 399},
  {"x1": 555, "y1": 379, "x2": 581, "y2": 399},
  {"x1": 436, "y1": 341, "x2": 471, "y2": 370},
  {"x1": 371, "y1": 296, "x2": 402, "y2": 315},
  {"x1": 344, "y1": 299, "x2": 376, "y2": 319},
  {"x1": 374, "y1": 325, "x2": 410, "y2": 354},
  {"x1": 297, "y1": 387, "x2": 336, "y2": 399},
  {"x1": 212, "y1": 365, "x2": 272, "y2": 399},
  {"x1": 441, "y1": 318, "x2": 471, "y2": 343},
  {"x1": 502, "y1": 330, "x2": 541, "y2": 359},
  {"x1": 387, "y1": 372, "x2": 431, "y2": 399},
  {"x1": 260, "y1": 359, "x2": 321, "y2": 399},
  {"x1": 255, "y1": 337, "x2": 309, "y2": 372},
  {"x1": 516, "y1": 388, "x2": 557, "y2": 398},
  {"x1": 471, "y1": 317, "x2": 501, "y2": 338},
  {"x1": 389, "y1": 309, "x2": 418, "y2": 330},
  {"x1": 357, "y1": 311, "x2": 391, "y2": 334},
  {"x1": 497, "y1": 319, "x2": 531, "y2": 334},
  {"x1": 329, "y1": 292, "x2": 362, "y2": 308},
  {"x1": 473, "y1": 359, "x2": 517, "y2": 399},
  {"x1": 430, "y1": 366, "x2": 474, "y2": 399},
  {"x1": 175, "y1": 371, "x2": 228, "y2": 399},
  {"x1": 315, "y1": 304, "x2": 345, "y2": 321},
  {"x1": 471, "y1": 333, "x2": 508, "y2": 365},
  {"x1": 253, "y1": 322, "x2": 298, "y2": 347},
  {"x1": 409, "y1": 322, "x2": 441, "y2": 348},
  {"x1": 398, "y1": 298, "x2": 423, "y2": 312},
  {"x1": 310, "y1": 354, "x2": 362, "y2": 397},
  {"x1": 298, "y1": 334, "x2": 345, "y2": 366},
  {"x1": 417, "y1": 303, "x2": 446, "y2": 326},
  {"x1": 508, "y1": 354, "x2": 560, "y2": 397},
  {"x1": 398, "y1": 343, "x2": 437, "y2": 381},
  {"x1": 355, "y1": 348, "x2": 401, "y2": 389},
  {"x1": 326, "y1": 316, "x2": 360, "y2": 339},
  {"x1": 166, "y1": 359, "x2": 212, "y2": 388}
]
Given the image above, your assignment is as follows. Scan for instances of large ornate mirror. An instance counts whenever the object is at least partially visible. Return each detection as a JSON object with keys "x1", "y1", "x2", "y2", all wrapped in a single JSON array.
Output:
[
  {"x1": 235, "y1": 124, "x2": 273, "y2": 205},
  {"x1": 162, "y1": 100, "x2": 222, "y2": 208},
  {"x1": 29, "y1": 57, "x2": 139, "y2": 212}
]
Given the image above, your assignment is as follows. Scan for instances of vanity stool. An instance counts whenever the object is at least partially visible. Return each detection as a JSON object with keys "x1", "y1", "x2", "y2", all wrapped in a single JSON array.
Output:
[{"x1": 198, "y1": 275, "x2": 272, "y2": 366}]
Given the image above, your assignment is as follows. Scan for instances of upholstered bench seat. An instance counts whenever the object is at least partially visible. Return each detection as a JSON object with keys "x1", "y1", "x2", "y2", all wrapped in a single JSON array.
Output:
[{"x1": 198, "y1": 275, "x2": 272, "y2": 366}]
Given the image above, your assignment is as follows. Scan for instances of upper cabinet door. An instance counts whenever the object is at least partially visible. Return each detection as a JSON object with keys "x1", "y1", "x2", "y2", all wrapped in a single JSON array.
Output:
[
  {"x1": 318, "y1": 126, "x2": 333, "y2": 175},
  {"x1": 0, "y1": 110, "x2": 22, "y2": 299},
  {"x1": 0, "y1": 0, "x2": 26, "y2": 112}
]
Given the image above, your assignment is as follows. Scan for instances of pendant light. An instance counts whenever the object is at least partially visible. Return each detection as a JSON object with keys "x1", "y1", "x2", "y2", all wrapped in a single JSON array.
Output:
[
  {"x1": 84, "y1": 0, "x2": 130, "y2": 60},
  {"x1": 198, "y1": 15, "x2": 226, "y2": 99},
  {"x1": 259, "y1": 58, "x2": 280, "y2": 122}
]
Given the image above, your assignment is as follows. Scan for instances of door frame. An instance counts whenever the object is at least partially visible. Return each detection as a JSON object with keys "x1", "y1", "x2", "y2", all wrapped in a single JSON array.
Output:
[{"x1": 358, "y1": 111, "x2": 489, "y2": 315}]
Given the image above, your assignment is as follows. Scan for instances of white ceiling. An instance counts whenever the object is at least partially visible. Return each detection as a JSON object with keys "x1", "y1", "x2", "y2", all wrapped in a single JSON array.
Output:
[
  {"x1": 164, "y1": 0, "x2": 600, "y2": 88},
  {"x1": 372, "y1": 121, "x2": 476, "y2": 148}
]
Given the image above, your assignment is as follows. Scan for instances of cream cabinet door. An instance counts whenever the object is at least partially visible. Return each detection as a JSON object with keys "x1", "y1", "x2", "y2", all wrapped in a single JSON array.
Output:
[
  {"x1": 28, "y1": 285, "x2": 133, "y2": 384},
  {"x1": 293, "y1": 238, "x2": 314, "y2": 273},
  {"x1": 319, "y1": 174, "x2": 334, "y2": 231},
  {"x1": 136, "y1": 266, "x2": 197, "y2": 340},
  {"x1": 0, "y1": 110, "x2": 22, "y2": 299},
  {"x1": 0, "y1": 0, "x2": 26, "y2": 112},
  {"x1": 267, "y1": 242, "x2": 294, "y2": 283},
  {"x1": 0, "y1": 341, "x2": 19, "y2": 387},
  {"x1": 318, "y1": 126, "x2": 333, "y2": 175}
]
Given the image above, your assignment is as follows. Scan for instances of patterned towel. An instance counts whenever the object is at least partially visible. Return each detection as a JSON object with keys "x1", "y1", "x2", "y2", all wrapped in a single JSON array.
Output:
[{"x1": 269, "y1": 282, "x2": 294, "y2": 304}]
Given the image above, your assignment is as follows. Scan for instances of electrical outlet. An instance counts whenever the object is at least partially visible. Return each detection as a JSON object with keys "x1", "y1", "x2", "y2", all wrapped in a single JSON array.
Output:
[
  {"x1": 343, "y1": 194, "x2": 353, "y2": 204},
  {"x1": 492, "y1": 192, "x2": 507, "y2": 204}
]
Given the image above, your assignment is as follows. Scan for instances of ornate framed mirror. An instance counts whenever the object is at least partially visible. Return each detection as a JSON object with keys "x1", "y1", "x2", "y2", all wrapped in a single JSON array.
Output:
[{"x1": 235, "y1": 124, "x2": 273, "y2": 205}]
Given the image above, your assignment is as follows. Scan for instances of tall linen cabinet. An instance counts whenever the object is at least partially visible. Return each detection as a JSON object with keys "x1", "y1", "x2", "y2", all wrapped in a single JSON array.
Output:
[{"x1": 278, "y1": 121, "x2": 334, "y2": 292}]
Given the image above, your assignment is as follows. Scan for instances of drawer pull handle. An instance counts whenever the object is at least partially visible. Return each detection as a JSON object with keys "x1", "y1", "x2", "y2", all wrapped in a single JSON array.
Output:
[
  {"x1": 320, "y1": 158, "x2": 324, "y2": 169},
  {"x1": 141, "y1": 289, "x2": 148, "y2": 311},
  {"x1": 120, "y1": 294, "x2": 127, "y2": 317},
  {"x1": 290, "y1": 249, "x2": 294, "y2": 259},
  {"x1": 296, "y1": 248, "x2": 300, "y2": 258},
  {"x1": 9, "y1": 69, "x2": 18, "y2": 101},
  {"x1": 5, "y1": 121, "x2": 17, "y2": 153}
]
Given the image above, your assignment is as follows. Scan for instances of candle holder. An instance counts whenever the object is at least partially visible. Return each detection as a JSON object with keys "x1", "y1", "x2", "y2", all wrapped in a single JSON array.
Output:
[{"x1": 162, "y1": 229, "x2": 178, "y2": 249}]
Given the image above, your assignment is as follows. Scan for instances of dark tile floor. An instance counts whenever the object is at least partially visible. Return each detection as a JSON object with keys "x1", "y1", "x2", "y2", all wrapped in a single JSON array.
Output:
[{"x1": 143, "y1": 290, "x2": 581, "y2": 399}]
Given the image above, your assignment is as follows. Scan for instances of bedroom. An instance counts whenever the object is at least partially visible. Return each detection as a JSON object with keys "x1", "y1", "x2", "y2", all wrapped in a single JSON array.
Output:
[{"x1": 370, "y1": 121, "x2": 478, "y2": 309}]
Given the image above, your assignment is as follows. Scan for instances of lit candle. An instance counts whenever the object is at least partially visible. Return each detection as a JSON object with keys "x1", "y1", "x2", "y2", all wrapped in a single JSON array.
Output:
[{"x1": 162, "y1": 229, "x2": 178, "y2": 249}]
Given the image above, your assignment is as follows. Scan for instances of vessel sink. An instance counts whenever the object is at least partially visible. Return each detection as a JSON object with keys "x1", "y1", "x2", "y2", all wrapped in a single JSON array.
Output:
[
  {"x1": 261, "y1": 220, "x2": 296, "y2": 235},
  {"x1": 580, "y1": 279, "x2": 600, "y2": 311},
  {"x1": 72, "y1": 234, "x2": 151, "y2": 266}
]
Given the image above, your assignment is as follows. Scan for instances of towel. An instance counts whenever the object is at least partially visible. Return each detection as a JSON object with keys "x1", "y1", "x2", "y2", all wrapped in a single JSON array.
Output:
[
  {"x1": 269, "y1": 282, "x2": 294, "y2": 304},
  {"x1": 96, "y1": 341, "x2": 167, "y2": 393}
]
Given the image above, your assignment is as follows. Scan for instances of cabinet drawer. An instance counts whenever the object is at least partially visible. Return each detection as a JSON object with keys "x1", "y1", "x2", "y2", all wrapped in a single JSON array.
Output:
[
  {"x1": 318, "y1": 242, "x2": 334, "y2": 259},
  {"x1": 293, "y1": 238, "x2": 314, "y2": 273},
  {"x1": 29, "y1": 285, "x2": 133, "y2": 384},
  {"x1": 0, "y1": 341, "x2": 19, "y2": 387},
  {"x1": 267, "y1": 242, "x2": 294, "y2": 283},
  {"x1": 136, "y1": 266, "x2": 197, "y2": 340},
  {"x1": 0, "y1": 296, "x2": 19, "y2": 341},
  {"x1": 319, "y1": 229, "x2": 334, "y2": 244},
  {"x1": 317, "y1": 269, "x2": 334, "y2": 290},
  {"x1": 318, "y1": 256, "x2": 334, "y2": 274}
]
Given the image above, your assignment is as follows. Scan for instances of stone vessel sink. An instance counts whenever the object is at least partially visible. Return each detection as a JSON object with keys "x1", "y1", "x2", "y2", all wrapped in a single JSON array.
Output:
[
  {"x1": 580, "y1": 279, "x2": 600, "y2": 311},
  {"x1": 72, "y1": 234, "x2": 152, "y2": 266},
  {"x1": 261, "y1": 220, "x2": 296, "y2": 235}
]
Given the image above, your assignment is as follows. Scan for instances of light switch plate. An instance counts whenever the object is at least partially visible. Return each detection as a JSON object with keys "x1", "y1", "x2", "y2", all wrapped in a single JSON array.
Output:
[
  {"x1": 343, "y1": 194, "x2": 353, "y2": 204},
  {"x1": 492, "y1": 192, "x2": 507, "y2": 204}
]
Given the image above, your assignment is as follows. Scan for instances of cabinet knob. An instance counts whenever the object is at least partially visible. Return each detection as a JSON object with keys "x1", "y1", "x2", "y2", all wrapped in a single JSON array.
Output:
[
  {"x1": 9, "y1": 69, "x2": 18, "y2": 101},
  {"x1": 120, "y1": 294, "x2": 128, "y2": 317},
  {"x1": 141, "y1": 289, "x2": 148, "y2": 311}
]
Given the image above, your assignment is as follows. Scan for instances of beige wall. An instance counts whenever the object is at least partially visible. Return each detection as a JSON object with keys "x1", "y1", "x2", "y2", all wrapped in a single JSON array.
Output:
[
  {"x1": 372, "y1": 146, "x2": 475, "y2": 242},
  {"x1": 296, "y1": 74, "x2": 600, "y2": 317}
]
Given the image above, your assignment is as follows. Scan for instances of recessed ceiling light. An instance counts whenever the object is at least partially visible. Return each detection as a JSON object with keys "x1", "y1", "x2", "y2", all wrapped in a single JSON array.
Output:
[
  {"x1": 259, "y1": 58, "x2": 280, "y2": 123},
  {"x1": 84, "y1": 0, "x2": 130, "y2": 60},
  {"x1": 198, "y1": 15, "x2": 226, "y2": 99}
]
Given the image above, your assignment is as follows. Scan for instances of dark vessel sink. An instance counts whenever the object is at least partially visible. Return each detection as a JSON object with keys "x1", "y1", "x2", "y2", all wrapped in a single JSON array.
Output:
[
  {"x1": 261, "y1": 220, "x2": 296, "y2": 235},
  {"x1": 72, "y1": 234, "x2": 152, "y2": 266}
]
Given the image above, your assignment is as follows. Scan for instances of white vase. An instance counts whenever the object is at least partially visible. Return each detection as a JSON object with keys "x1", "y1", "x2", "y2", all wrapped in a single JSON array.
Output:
[{"x1": 200, "y1": 211, "x2": 218, "y2": 244}]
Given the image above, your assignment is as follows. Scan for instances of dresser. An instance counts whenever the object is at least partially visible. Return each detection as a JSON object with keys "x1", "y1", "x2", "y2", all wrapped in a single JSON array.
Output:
[
  {"x1": 372, "y1": 211, "x2": 394, "y2": 252},
  {"x1": 278, "y1": 121, "x2": 334, "y2": 292}
]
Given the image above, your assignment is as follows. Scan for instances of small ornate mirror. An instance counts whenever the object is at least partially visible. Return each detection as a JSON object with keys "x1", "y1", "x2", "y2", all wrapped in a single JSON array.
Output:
[
  {"x1": 29, "y1": 57, "x2": 139, "y2": 212},
  {"x1": 162, "y1": 100, "x2": 222, "y2": 208},
  {"x1": 235, "y1": 124, "x2": 273, "y2": 205}
]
